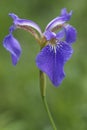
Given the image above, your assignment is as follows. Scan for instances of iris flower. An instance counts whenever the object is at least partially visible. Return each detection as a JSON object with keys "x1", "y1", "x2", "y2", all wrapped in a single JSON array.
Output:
[{"x1": 3, "y1": 8, "x2": 77, "y2": 86}]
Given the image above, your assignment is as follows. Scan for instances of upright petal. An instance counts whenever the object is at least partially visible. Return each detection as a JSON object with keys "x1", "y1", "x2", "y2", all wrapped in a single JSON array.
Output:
[
  {"x1": 45, "y1": 8, "x2": 72, "y2": 31},
  {"x1": 3, "y1": 34, "x2": 22, "y2": 65},
  {"x1": 64, "y1": 24, "x2": 77, "y2": 44},
  {"x1": 36, "y1": 41, "x2": 73, "y2": 86},
  {"x1": 9, "y1": 13, "x2": 42, "y2": 37},
  {"x1": 60, "y1": 8, "x2": 72, "y2": 21}
]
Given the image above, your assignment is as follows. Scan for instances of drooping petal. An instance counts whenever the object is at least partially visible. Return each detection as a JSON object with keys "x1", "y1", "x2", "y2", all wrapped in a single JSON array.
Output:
[
  {"x1": 9, "y1": 13, "x2": 42, "y2": 37},
  {"x1": 36, "y1": 41, "x2": 73, "y2": 86},
  {"x1": 58, "y1": 41, "x2": 73, "y2": 62},
  {"x1": 64, "y1": 24, "x2": 77, "y2": 44},
  {"x1": 45, "y1": 8, "x2": 72, "y2": 31},
  {"x1": 3, "y1": 34, "x2": 22, "y2": 65}
]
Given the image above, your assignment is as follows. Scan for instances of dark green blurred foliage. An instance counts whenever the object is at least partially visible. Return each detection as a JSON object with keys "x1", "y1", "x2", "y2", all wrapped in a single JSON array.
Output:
[{"x1": 0, "y1": 0, "x2": 87, "y2": 130}]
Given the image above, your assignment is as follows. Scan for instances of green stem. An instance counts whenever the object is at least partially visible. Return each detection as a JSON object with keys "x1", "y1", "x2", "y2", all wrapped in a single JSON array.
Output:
[{"x1": 40, "y1": 70, "x2": 57, "y2": 130}]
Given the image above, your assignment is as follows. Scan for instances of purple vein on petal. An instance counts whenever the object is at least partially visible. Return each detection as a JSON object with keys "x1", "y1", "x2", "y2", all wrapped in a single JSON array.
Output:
[{"x1": 36, "y1": 41, "x2": 73, "y2": 86}]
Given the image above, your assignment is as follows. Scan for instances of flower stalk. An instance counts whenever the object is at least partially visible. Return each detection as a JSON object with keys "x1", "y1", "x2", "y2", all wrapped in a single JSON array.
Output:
[{"x1": 40, "y1": 70, "x2": 57, "y2": 130}]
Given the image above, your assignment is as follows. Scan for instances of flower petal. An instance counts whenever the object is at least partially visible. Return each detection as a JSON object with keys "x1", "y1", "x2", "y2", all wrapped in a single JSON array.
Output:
[
  {"x1": 9, "y1": 25, "x2": 16, "y2": 33},
  {"x1": 58, "y1": 41, "x2": 73, "y2": 62},
  {"x1": 3, "y1": 34, "x2": 22, "y2": 65},
  {"x1": 64, "y1": 24, "x2": 77, "y2": 44},
  {"x1": 45, "y1": 8, "x2": 72, "y2": 31},
  {"x1": 36, "y1": 41, "x2": 73, "y2": 86},
  {"x1": 9, "y1": 13, "x2": 42, "y2": 37},
  {"x1": 56, "y1": 29, "x2": 64, "y2": 40},
  {"x1": 61, "y1": 8, "x2": 72, "y2": 20},
  {"x1": 44, "y1": 30, "x2": 56, "y2": 40}
]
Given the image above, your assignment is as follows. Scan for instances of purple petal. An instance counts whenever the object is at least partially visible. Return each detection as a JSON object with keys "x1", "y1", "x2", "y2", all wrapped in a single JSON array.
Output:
[
  {"x1": 45, "y1": 8, "x2": 72, "y2": 31},
  {"x1": 9, "y1": 25, "x2": 16, "y2": 33},
  {"x1": 45, "y1": 17, "x2": 65, "y2": 31},
  {"x1": 9, "y1": 13, "x2": 42, "y2": 36},
  {"x1": 3, "y1": 34, "x2": 22, "y2": 65},
  {"x1": 56, "y1": 29, "x2": 64, "y2": 40},
  {"x1": 64, "y1": 24, "x2": 77, "y2": 44},
  {"x1": 9, "y1": 13, "x2": 18, "y2": 20},
  {"x1": 44, "y1": 30, "x2": 56, "y2": 40},
  {"x1": 36, "y1": 41, "x2": 73, "y2": 86},
  {"x1": 58, "y1": 41, "x2": 73, "y2": 62},
  {"x1": 60, "y1": 8, "x2": 72, "y2": 21}
]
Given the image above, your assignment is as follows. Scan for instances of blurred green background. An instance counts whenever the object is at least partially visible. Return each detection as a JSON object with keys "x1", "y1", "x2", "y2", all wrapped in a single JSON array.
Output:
[{"x1": 0, "y1": 0, "x2": 87, "y2": 130}]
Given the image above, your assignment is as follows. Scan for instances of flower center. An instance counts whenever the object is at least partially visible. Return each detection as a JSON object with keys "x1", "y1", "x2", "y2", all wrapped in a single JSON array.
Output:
[
  {"x1": 50, "y1": 38, "x2": 57, "y2": 44},
  {"x1": 49, "y1": 38, "x2": 59, "y2": 54}
]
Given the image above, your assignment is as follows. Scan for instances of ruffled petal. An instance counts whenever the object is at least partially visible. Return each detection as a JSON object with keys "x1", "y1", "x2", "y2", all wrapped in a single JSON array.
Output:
[
  {"x1": 3, "y1": 34, "x2": 22, "y2": 65},
  {"x1": 9, "y1": 13, "x2": 42, "y2": 37},
  {"x1": 45, "y1": 8, "x2": 72, "y2": 31},
  {"x1": 36, "y1": 41, "x2": 73, "y2": 86},
  {"x1": 64, "y1": 24, "x2": 77, "y2": 44}
]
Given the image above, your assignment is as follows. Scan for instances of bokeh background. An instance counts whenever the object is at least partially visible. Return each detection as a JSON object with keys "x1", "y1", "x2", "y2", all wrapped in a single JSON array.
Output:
[{"x1": 0, "y1": 0, "x2": 87, "y2": 130}]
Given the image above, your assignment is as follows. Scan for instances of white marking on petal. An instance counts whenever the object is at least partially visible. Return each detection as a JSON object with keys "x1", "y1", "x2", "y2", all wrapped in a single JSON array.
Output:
[
  {"x1": 45, "y1": 17, "x2": 64, "y2": 31},
  {"x1": 49, "y1": 44, "x2": 57, "y2": 54},
  {"x1": 9, "y1": 13, "x2": 43, "y2": 37}
]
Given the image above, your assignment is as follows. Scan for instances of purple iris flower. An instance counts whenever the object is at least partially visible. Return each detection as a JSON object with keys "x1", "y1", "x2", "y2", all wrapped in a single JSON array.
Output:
[{"x1": 3, "y1": 8, "x2": 77, "y2": 86}]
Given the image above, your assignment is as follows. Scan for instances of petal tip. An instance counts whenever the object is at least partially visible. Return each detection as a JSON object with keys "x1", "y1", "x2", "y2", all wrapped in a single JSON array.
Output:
[
  {"x1": 61, "y1": 8, "x2": 73, "y2": 21},
  {"x1": 11, "y1": 53, "x2": 21, "y2": 66},
  {"x1": 52, "y1": 74, "x2": 65, "y2": 87},
  {"x1": 9, "y1": 13, "x2": 18, "y2": 20}
]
